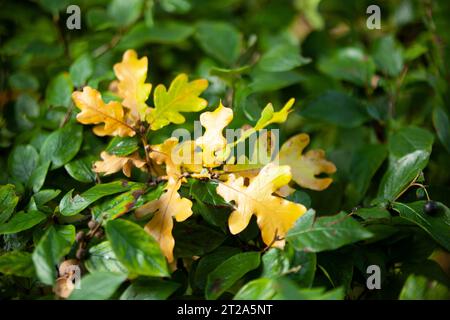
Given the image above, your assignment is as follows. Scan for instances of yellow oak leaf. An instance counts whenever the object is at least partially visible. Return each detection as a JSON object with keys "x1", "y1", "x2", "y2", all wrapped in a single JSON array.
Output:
[
  {"x1": 135, "y1": 179, "x2": 192, "y2": 262},
  {"x1": 278, "y1": 133, "x2": 336, "y2": 191},
  {"x1": 146, "y1": 74, "x2": 208, "y2": 130},
  {"x1": 148, "y1": 137, "x2": 182, "y2": 182},
  {"x1": 230, "y1": 98, "x2": 295, "y2": 146},
  {"x1": 72, "y1": 87, "x2": 135, "y2": 137},
  {"x1": 113, "y1": 49, "x2": 152, "y2": 123},
  {"x1": 254, "y1": 98, "x2": 295, "y2": 130},
  {"x1": 216, "y1": 163, "x2": 307, "y2": 248},
  {"x1": 195, "y1": 102, "x2": 233, "y2": 167},
  {"x1": 93, "y1": 151, "x2": 146, "y2": 177}
]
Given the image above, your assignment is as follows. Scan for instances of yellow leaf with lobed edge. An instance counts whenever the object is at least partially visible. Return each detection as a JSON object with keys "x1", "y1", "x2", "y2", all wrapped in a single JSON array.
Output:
[
  {"x1": 113, "y1": 49, "x2": 152, "y2": 123},
  {"x1": 72, "y1": 87, "x2": 135, "y2": 137},
  {"x1": 93, "y1": 151, "x2": 146, "y2": 177},
  {"x1": 278, "y1": 133, "x2": 336, "y2": 191},
  {"x1": 216, "y1": 163, "x2": 307, "y2": 248},
  {"x1": 135, "y1": 180, "x2": 192, "y2": 262},
  {"x1": 196, "y1": 102, "x2": 233, "y2": 167},
  {"x1": 146, "y1": 74, "x2": 208, "y2": 130}
]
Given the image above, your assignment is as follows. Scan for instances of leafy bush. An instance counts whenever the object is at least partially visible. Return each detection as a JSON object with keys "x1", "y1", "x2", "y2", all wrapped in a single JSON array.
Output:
[{"x1": 0, "y1": 0, "x2": 449, "y2": 300}]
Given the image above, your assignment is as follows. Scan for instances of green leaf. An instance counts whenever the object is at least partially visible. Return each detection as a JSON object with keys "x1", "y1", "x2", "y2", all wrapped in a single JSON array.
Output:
[
  {"x1": 195, "y1": 21, "x2": 242, "y2": 66},
  {"x1": 288, "y1": 249, "x2": 316, "y2": 288},
  {"x1": 84, "y1": 241, "x2": 128, "y2": 274},
  {"x1": 92, "y1": 184, "x2": 163, "y2": 221},
  {"x1": 120, "y1": 278, "x2": 179, "y2": 300},
  {"x1": 32, "y1": 225, "x2": 75, "y2": 285},
  {"x1": 0, "y1": 251, "x2": 35, "y2": 277},
  {"x1": 45, "y1": 73, "x2": 73, "y2": 108},
  {"x1": 107, "y1": 0, "x2": 144, "y2": 27},
  {"x1": 377, "y1": 150, "x2": 430, "y2": 201},
  {"x1": 432, "y1": 107, "x2": 450, "y2": 153},
  {"x1": 64, "y1": 156, "x2": 96, "y2": 183},
  {"x1": 393, "y1": 201, "x2": 450, "y2": 251},
  {"x1": 28, "y1": 161, "x2": 50, "y2": 192},
  {"x1": 233, "y1": 278, "x2": 277, "y2": 300},
  {"x1": 105, "y1": 136, "x2": 140, "y2": 156},
  {"x1": 372, "y1": 35, "x2": 404, "y2": 77},
  {"x1": 173, "y1": 221, "x2": 226, "y2": 258},
  {"x1": 301, "y1": 91, "x2": 369, "y2": 128},
  {"x1": 118, "y1": 21, "x2": 194, "y2": 49},
  {"x1": 286, "y1": 210, "x2": 373, "y2": 252},
  {"x1": 346, "y1": 144, "x2": 387, "y2": 204},
  {"x1": 106, "y1": 219, "x2": 169, "y2": 277},
  {"x1": 59, "y1": 181, "x2": 140, "y2": 216},
  {"x1": 184, "y1": 179, "x2": 229, "y2": 206},
  {"x1": 70, "y1": 53, "x2": 94, "y2": 87},
  {"x1": 14, "y1": 94, "x2": 39, "y2": 131},
  {"x1": 261, "y1": 248, "x2": 290, "y2": 279},
  {"x1": 32, "y1": 189, "x2": 61, "y2": 207},
  {"x1": 8, "y1": 145, "x2": 39, "y2": 185},
  {"x1": 388, "y1": 126, "x2": 434, "y2": 159},
  {"x1": 193, "y1": 247, "x2": 241, "y2": 292},
  {"x1": 40, "y1": 123, "x2": 83, "y2": 169},
  {"x1": 9, "y1": 72, "x2": 39, "y2": 91},
  {"x1": 205, "y1": 251, "x2": 260, "y2": 300},
  {"x1": 0, "y1": 211, "x2": 47, "y2": 235},
  {"x1": 399, "y1": 274, "x2": 449, "y2": 300},
  {"x1": 69, "y1": 272, "x2": 127, "y2": 300},
  {"x1": 259, "y1": 44, "x2": 311, "y2": 72},
  {"x1": 318, "y1": 47, "x2": 376, "y2": 86},
  {"x1": 248, "y1": 70, "x2": 303, "y2": 93},
  {"x1": 0, "y1": 184, "x2": 19, "y2": 224}
]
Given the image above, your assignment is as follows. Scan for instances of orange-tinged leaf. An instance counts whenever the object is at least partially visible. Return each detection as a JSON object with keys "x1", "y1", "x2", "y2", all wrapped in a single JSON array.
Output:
[
  {"x1": 147, "y1": 74, "x2": 208, "y2": 130},
  {"x1": 217, "y1": 163, "x2": 307, "y2": 248},
  {"x1": 113, "y1": 49, "x2": 152, "y2": 123},
  {"x1": 149, "y1": 137, "x2": 183, "y2": 182},
  {"x1": 72, "y1": 87, "x2": 135, "y2": 137},
  {"x1": 93, "y1": 151, "x2": 146, "y2": 177},
  {"x1": 278, "y1": 133, "x2": 336, "y2": 191},
  {"x1": 135, "y1": 180, "x2": 192, "y2": 262},
  {"x1": 196, "y1": 102, "x2": 233, "y2": 167}
]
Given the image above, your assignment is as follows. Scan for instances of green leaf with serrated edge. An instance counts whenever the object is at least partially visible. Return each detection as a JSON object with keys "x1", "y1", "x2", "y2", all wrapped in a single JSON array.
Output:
[
  {"x1": 32, "y1": 225, "x2": 75, "y2": 285},
  {"x1": 0, "y1": 184, "x2": 19, "y2": 224},
  {"x1": 0, "y1": 251, "x2": 35, "y2": 277},
  {"x1": 393, "y1": 201, "x2": 450, "y2": 251},
  {"x1": 69, "y1": 53, "x2": 94, "y2": 87},
  {"x1": 106, "y1": 219, "x2": 169, "y2": 277},
  {"x1": 120, "y1": 279, "x2": 179, "y2": 300},
  {"x1": 69, "y1": 272, "x2": 127, "y2": 300},
  {"x1": 59, "y1": 181, "x2": 141, "y2": 216},
  {"x1": 205, "y1": 251, "x2": 260, "y2": 300},
  {"x1": 0, "y1": 211, "x2": 47, "y2": 235},
  {"x1": 84, "y1": 241, "x2": 128, "y2": 274},
  {"x1": 286, "y1": 210, "x2": 373, "y2": 252},
  {"x1": 388, "y1": 127, "x2": 434, "y2": 160}
]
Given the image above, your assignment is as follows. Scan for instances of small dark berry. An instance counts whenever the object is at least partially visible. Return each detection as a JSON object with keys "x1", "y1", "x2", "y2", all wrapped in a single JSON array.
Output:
[
  {"x1": 424, "y1": 201, "x2": 439, "y2": 216},
  {"x1": 87, "y1": 220, "x2": 97, "y2": 229},
  {"x1": 76, "y1": 248, "x2": 86, "y2": 260},
  {"x1": 75, "y1": 231, "x2": 85, "y2": 242},
  {"x1": 94, "y1": 230, "x2": 104, "y2": 239}
]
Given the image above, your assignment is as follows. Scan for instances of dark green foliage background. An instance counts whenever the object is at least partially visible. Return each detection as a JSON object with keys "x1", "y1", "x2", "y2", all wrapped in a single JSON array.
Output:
[{"x1": 0, "y1": 0, "x2": 449, "y2": 300}]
